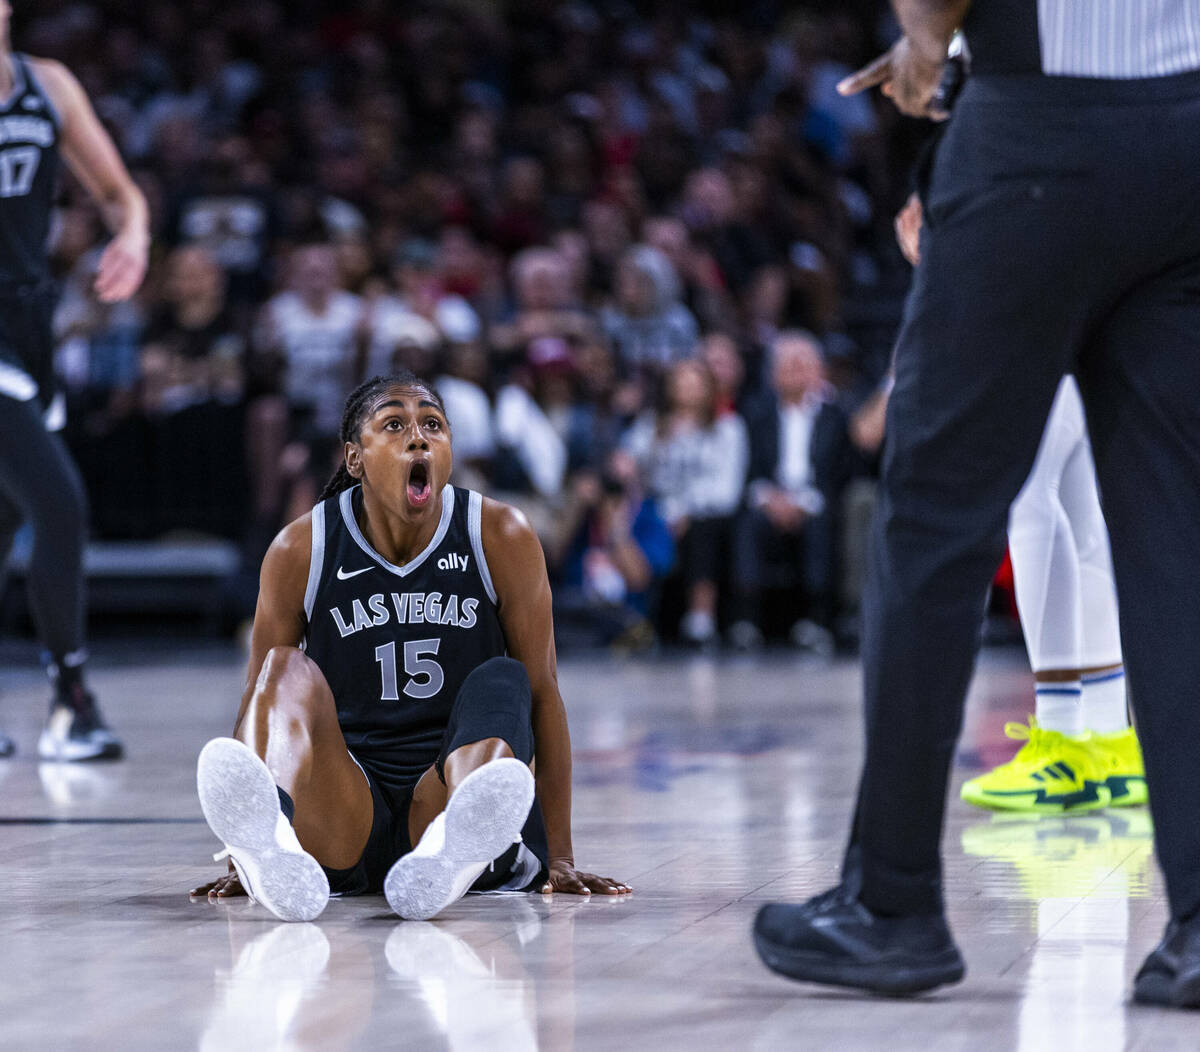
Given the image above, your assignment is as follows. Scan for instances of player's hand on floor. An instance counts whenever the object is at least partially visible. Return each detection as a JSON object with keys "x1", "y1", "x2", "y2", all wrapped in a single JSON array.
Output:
[
  {"x1": 542, "y1": 859, "x2": 632, "y2": 897},
  {"x1": 189, "y1": 868, "x2": 247, "y2": 901}
]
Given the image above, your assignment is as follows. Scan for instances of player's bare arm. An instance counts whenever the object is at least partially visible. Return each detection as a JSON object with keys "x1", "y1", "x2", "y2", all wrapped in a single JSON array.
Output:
[
  {"x1": 189, "y1": 517, "x2": 312, "y2": 900},
  {"x1": 482, "y1": 497, "x2": 631, "y2": 897},
  {"x1": 30, "y1": 57, "x2": 148, "y2": 302}
]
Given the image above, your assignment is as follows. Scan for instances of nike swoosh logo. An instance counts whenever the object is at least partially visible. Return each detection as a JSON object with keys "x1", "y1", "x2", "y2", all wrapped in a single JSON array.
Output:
[{"x1": 336, "y1": 566, "x2": 372, "y2": 580}]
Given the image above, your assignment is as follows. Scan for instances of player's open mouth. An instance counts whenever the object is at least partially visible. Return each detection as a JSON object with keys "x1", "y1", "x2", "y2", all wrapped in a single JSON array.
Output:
[{"x1": 406, "y1": 460, "x2": 432, "y2": 508}]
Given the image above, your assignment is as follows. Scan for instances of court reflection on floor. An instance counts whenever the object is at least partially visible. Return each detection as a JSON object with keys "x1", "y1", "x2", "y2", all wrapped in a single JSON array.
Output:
[
  {"x1": 197, "y1": 895, "x2": 589, "y2": 1051},
  {"x1": 961, "y1": 812, "x2": 1155, "y2": 1052}
]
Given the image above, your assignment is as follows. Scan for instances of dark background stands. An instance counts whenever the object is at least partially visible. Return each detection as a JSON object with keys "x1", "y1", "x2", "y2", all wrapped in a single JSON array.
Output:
[{"x1": 4, "y1": 0, "x2": 938, "y2": 649}]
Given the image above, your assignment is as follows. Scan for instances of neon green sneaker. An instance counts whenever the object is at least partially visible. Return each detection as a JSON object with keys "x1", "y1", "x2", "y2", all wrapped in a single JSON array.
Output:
[
  {"x1": 960, "y1": 716, "x2": 1111, "y2": 813},
  {"x1": 1085, "y1": 727, "x2": 1148, "y2": 807}
]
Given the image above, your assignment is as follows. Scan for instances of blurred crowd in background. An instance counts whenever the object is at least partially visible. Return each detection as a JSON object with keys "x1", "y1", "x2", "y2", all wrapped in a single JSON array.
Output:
[{"x1": 25, "y1": 0, "x2": 941, "y2": 651}]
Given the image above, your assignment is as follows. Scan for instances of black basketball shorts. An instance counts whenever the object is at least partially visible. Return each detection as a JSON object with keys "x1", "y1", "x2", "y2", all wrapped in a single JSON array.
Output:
[{"x1": 323, "y1": 656, "x2": 549, "y2": 895}]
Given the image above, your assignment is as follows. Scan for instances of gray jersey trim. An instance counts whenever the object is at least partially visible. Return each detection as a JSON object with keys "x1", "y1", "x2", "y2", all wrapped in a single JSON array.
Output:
[
  {"x1": 303, "y1": 501, "x2": 326, "y2": 623},
  {"x1": 19, "y1": 55, "x2": 61, "y2": 128},
  {"x1": 339, "y1": 483, "x2": 455, "y2": 577},
  {"x1": 0, "y1": 360, "x2": 37, "y2": 401},
  {"x1": 0, "y1": 55, "x2": 27, "y2": 111},
  {"x1": 467, "y1": 489, "x2": 498, "y2": 605}
]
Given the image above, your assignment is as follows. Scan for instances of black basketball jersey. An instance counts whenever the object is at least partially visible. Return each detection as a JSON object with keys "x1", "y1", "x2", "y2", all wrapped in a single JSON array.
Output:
[
  {"x1": 0, "y1": 56, "x2": 60, "y2": 284},
  {"x1": 302, "y1": 484, "x2": 507, "y2": 794}
]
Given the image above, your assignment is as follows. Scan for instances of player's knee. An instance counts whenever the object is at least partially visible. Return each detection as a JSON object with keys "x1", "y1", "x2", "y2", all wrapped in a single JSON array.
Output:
[
  {"x1": 439, "y1": 658, "x2": 534, "y2": 774},
  {"x1": 255, "y1": 647, "x2": 328, "y2": 720},
  {"x1": 463, "y1": 657, "x2": 531, "y2": 716}
]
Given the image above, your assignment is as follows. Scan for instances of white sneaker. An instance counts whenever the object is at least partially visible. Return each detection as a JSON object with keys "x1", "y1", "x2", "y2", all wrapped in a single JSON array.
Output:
[
  {"x1": 38, "y1": 687, "x2": 123, "y2": 761},
  {"x1": 789, "y1": 618, "x2": 835, "y2": 660},
  {"x1": 681, "y1": 610, "x2": 716, "y2": 646},
  {"x1": 196, "y1": 737, "x2": 329, "y2": 922},
  {"x1": 728, "y1": 620, "x2": 764, "y2": 652},
  {"x1": 384, "y1": 757, "x2": 535, "y2": 921}
]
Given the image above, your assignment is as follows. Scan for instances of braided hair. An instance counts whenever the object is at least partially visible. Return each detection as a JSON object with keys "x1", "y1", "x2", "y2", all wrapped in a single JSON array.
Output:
[{"x1": 317, "y1": 371, "x2": 449, "y2": 502}]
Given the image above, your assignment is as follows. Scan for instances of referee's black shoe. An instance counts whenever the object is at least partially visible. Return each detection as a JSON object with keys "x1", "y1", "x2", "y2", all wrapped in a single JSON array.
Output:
[
  {"x1": 0, "y1": 731, "x2": 14, "y2": 758},
  {"x1": 753, "y1": 885, "x2": 965, "y2": 996},
  {"x1": 1134, "y1": 917, "x2": 1200, "y2": 1008}
]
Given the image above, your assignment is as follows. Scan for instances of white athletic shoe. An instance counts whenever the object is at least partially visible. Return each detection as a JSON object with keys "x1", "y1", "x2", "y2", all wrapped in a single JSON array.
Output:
[
  {"x1": 384, "y1": 757, "x2": 535, "y2": 921},
  {"x1": 37, "y1": 688, "x2": 123, "y2": 761},
  {"x1": 196, "y1": 737, "x2": 329, "y2": 922}
]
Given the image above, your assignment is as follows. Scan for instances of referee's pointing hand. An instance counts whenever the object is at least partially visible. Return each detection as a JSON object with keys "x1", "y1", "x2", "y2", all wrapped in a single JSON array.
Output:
[{"x1": 838, "y1": 35, "x2": 948, "y2": 120}]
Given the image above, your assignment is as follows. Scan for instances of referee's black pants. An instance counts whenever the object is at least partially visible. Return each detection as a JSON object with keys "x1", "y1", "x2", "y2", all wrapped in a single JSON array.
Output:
[{"x1": 851, "y1": 70, "x2": 1200, "y2": 924}]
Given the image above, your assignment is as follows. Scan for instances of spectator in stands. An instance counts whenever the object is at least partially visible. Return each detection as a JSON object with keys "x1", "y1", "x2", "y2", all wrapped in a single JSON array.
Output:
[
  {"x1": 164, "y1": 134, "x2": 278, "y2": 310},
  {"x1": 730, "y1": 331, "x2": 852, "y2": 654},
  {"x1": 372, "y1": 237, "x2": 481, "y2": 350},
  {"x1": 701, "y1": 332, "x2": 748, "y2": 416},
  {"x1": 625, "y1": 359, "x2": 747, "y2": 647},
  {"x1": 137, "y1": 246, "x2": 248, "y2": 536},
  {"x1": 141, "y1": 245, "x2": 245, "y2": 412},
  {"x1": 436, "y1": 340, "x2": 495, "y2": 492},
  {"x1": 491, "y1": 246, "x2": 593, "y2": 358},
  {"x1": 561, "y1": 328, "x2": 626, "y2": 473},
  {"x1": 19, "y1": 2, "x2": 924, "y2": 646},
  {"x1": 642, "y1": 214, "x2": 735, "y2": 335},
  {"x1": 54, "y1": 238, "x2": 143, "y2": 416},
  {"x1": 601, "y1": 244, "x2": 699, "y2": 375},
  {"x1": 548, "y1": 449, "x2": 675, "y2": 650},
  {"x1": 250, "y1": 240, "x2": 364, "y2": 529},
  {"x1": 493, "y1": 338, "x2": 570, "y2": 536}
]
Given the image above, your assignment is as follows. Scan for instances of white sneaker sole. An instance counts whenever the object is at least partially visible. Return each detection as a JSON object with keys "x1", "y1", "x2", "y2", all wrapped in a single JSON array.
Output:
[
  {"x1": 384, "y1": 757, "x2": 535, "y2": 921},
  {"x1": 197, "y1": 737, "x2": 329, "y2": 922}
]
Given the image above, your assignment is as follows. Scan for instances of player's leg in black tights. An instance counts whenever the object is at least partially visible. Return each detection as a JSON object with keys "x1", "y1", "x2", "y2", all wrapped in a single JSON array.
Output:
[
  {"x1": 0, "y1": 479, "x2": 19, "y2": 755},
  {"x1": 0, "y1": 394, "x2": 88, "y2": 667},
  {"x1": 0, "y1": 394, "x2": 119, "y2": 759}
]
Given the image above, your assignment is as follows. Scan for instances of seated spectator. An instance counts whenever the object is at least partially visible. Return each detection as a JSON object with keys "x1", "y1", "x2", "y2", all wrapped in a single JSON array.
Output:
[
  {"x1": 436, "y1": 341, "x2": 496, "y2": 491},
  {"x1": 642, "y1": 214, "x2": 735, "y2": 334},
  {"x1": 561, "y1": 329, "x2": 626, "y2": 473},
  {"x1": 135, "y1": 246, "x2": 249, "y2": 537},
  {"x1": 164, "y1": 134, "x2": 279, "y2": 310},
  {"x1": 364, "y1": 305, "x2": 440, "y2": 380},
  {"x1": 601, "y1": 244, "x2": 699, "y2": 375},
  {"x1": 249, "y1": 240, "x2": 364, "y2": 533},
  {"x1": 730, "y1": 331, "x2": 852, "y2": 653},
  {"x1": 142, "y1": 245, "x2": 246, "y2": 411},
  {"x1": 54, "y1": 245, "x2": 143, "y2": 418},
  {"x1": 369, "y1": 237, "x2": 481, "y2": 353},
  {"x1": 700, "y1": 332, "x2": 747, "y2": 416},
  {"x1": 493, "y1": 344, "x2": 570, "y2": 537},
  {"x1": 548, "y1": 450, "x2": 675, "y2": 650},
  {"x1": 490, "y1": 246, "x2": 593, "y2": 357},
  {"x1": 625, "y1": 359, "x2": 747, "y2": 646}
]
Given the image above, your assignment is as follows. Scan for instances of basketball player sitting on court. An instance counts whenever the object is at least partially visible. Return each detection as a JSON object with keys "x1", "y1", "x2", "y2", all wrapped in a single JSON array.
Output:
[{"x1": 190, "y1": 371, "x2": 630, "y2": 921}]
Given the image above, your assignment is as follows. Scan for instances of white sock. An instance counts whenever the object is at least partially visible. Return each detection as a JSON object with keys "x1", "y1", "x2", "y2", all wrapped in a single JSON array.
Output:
[
  {"x1": 1035, "y1": 681, "x2": 1083, "y2": 736},
  {"x1": 1082, "y1": 667, "x2": 1130, "y2": 734}
]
